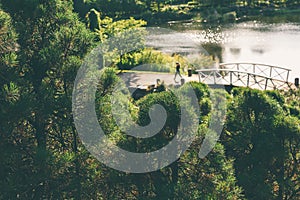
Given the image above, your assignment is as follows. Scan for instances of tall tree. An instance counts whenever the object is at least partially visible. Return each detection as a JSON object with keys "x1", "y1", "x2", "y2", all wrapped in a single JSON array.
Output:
[
  {"x1": 0, "y1": 8, "x2": 21, "y2": 200},
  {"x1": 223, "y1": 88, "x2": 300, "y2": 199},
  {"x1": 0, "y1": 0, "x2": 94, "y2": 198}
]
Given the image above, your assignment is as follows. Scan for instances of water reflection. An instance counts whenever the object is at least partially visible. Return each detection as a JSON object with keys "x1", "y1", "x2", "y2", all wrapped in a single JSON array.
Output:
[
  {"x1": 229, "y1": 47, "x2": 241, "y2": 55},
  {"x1": 251, "y1": 46, "x2": 266, "y2": 54},
  {"x1": 145, "y1": 27, "x2": 207, "y2": 56},
  {"x1": 202, "y1": 43, "x2": 223, "y2": 63}
]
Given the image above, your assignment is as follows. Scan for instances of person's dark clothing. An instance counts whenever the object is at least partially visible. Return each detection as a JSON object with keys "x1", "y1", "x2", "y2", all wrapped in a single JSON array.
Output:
[
  {"x1": 176, "y1": 64, "x2": 180, "y2": 72},
  {"x1": 174, "y1": 63, "x2": 182, "y2": 80}
]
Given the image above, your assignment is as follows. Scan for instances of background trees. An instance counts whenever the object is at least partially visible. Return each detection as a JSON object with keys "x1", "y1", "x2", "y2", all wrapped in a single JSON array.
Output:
[{"x1": 75, "y1": 0, "x2": 300, "y2": 25}]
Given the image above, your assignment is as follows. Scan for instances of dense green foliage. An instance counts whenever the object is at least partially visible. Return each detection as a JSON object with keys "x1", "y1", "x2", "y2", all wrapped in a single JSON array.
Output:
[
  {"x1": 0, "y1": 0, "x2": 299, "y2": 199},
  {"x1": 223, "y1": 89, "x2": 300, "y2": 199},
  {"x1": 73, "y1": 0, "x2": 300, "y2": 24}
]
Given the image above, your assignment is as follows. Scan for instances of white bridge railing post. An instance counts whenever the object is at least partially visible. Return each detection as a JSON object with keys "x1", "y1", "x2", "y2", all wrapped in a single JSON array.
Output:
[
  {"x1": 247, "y1": 74, "x2": 250, "y2": 87},
  {"x1": 265, "y1": 78, "x2": 268, "y2": 90},
  {"x1": 213, "y1": 71, "x2": 216, "y2": 84}
]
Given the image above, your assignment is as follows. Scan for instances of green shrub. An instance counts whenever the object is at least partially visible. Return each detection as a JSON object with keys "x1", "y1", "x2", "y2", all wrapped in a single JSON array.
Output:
[{"x1": 121, "y1": 48, "x2": 175, "y2": 72}]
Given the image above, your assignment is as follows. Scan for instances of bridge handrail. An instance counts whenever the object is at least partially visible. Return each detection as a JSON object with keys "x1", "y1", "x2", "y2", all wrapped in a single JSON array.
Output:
[
  {"x1": 195, "y1": 62, "x2": 295, "y2": 90},
  {"x1": 196, "y1": 69, "x2": 273, "y2": 78},
  {"x1": 219, "y1": 62, "x2": 292, "y2": 71},
  {"x1": 195, "y1": 68, "x2": 289, "y2": 83}
]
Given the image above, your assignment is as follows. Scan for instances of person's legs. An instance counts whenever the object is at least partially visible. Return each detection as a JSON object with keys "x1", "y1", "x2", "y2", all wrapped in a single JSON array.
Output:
[
  {"x1": 174, "y1": 71, "x2": 182, "y2": 80},
  {"x1": 179, "y1": 71, "x2": 182, "y2": 78},
  {"x1": 174, "y1": 71, "x2": 178, "y2": 79}
]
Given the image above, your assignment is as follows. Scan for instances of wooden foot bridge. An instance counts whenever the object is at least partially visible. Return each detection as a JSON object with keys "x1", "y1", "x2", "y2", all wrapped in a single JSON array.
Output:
[
  {"x1": 120, "y1": 63, "x2": 298, "y2": 100},
  {"x1": 196, "y1": 63, "x2": 298, "y2": 90}
]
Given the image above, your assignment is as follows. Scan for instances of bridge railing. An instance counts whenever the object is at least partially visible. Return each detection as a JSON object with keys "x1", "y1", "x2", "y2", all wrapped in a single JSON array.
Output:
[
  {"x1": 196, "y1": 63, "x2": 294, "y2": 90},
  {"x1": 219, "y1": 63, "x2": 291, "y2": 82}
]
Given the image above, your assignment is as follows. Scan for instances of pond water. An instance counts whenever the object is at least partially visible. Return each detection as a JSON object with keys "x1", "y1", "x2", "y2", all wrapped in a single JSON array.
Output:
[{"x1": 147, "y1": 21, "x2": 300, "y2": 82}]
